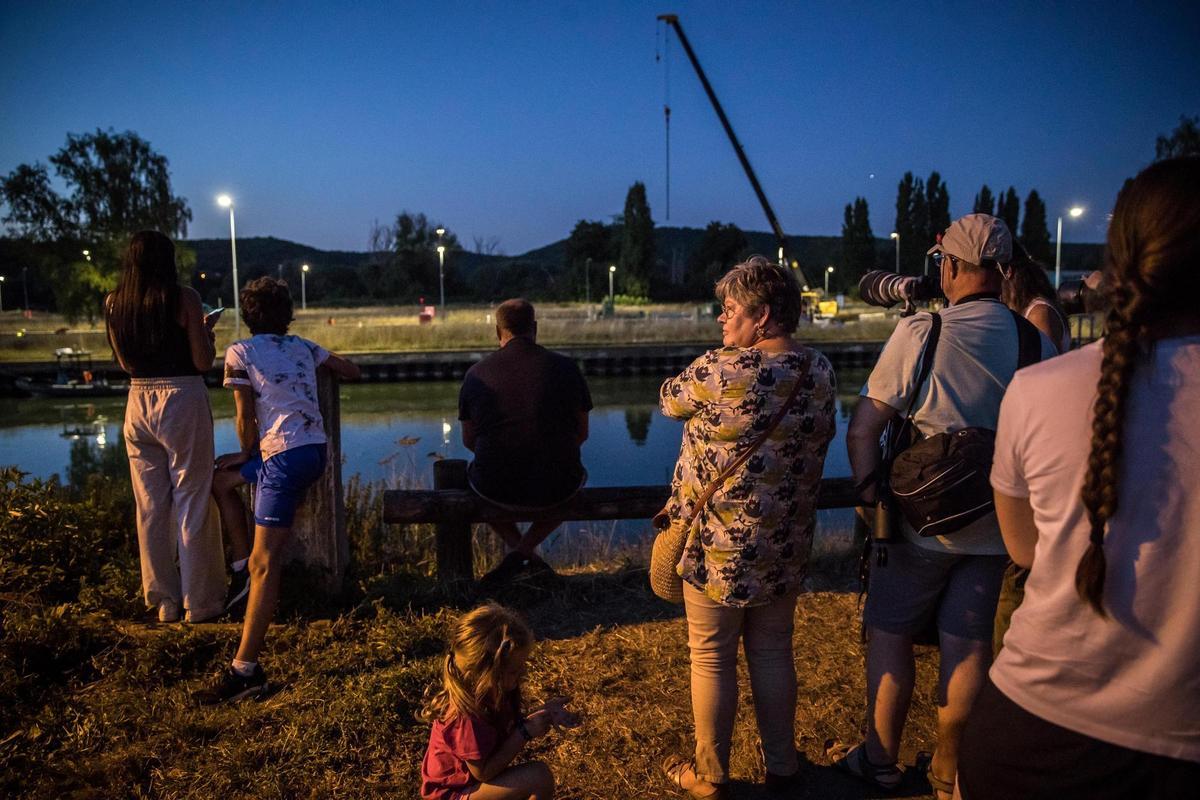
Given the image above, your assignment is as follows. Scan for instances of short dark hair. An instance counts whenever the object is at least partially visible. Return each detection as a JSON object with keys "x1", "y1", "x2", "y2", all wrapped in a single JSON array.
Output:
[
  {"x1": 240, "y1": 277, "x2": 294, "y2": 335},
  {"x1": 495, "y1": 298, "x2": 535, "y2": 336},
  {"x1": 714, "y1": 255, "x2": 803, "y2": 333}
]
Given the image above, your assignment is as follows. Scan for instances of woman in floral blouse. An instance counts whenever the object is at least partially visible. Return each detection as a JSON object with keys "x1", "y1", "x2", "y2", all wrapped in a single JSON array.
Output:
[{"x1": 659, "y1": 257, "x2": 836, "y2": 799}]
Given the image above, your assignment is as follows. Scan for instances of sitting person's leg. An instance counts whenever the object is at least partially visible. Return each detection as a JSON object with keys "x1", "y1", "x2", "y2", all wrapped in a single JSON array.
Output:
[
  {"x1": 212, "y1": 464, "x2": 252, "y2": 565},
  {"x1": 466, "y1": 761, "x2": 555, "y2": 800},
  {"x1": 517, "y1": 518, "x2": 563, "y2": 555}
]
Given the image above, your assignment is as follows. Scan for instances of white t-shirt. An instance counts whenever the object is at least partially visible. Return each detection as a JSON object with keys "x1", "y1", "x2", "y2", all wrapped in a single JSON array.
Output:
[
  {"x1": 990, "y1": 336, "x2": 1200, "y2": 762},
  {"x1": 223, "y1": 334, "x2": 331, "y2": 460},
  {"x1": 861, "y1": 298, "x2": 1056, "y2": 554}
]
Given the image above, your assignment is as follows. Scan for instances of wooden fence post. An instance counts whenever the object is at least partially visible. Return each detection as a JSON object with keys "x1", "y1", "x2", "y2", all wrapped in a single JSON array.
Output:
[
  {"x1": 286, "y1": 367, "x2": 348, "y2": 596},
  {"x1": 433, "y1": 459, "x2": 474, "y2": 585}
]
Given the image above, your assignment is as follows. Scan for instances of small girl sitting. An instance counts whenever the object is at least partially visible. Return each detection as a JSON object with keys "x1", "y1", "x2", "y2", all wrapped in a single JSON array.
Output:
[{"x1": 420, "y1": 603, "x2": 579, "y2": 800}]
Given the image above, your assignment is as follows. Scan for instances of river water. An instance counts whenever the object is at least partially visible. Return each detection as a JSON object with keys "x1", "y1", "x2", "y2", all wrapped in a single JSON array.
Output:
[{"x1": 0, "y1": 373, "x2": 868, "y2": 561}]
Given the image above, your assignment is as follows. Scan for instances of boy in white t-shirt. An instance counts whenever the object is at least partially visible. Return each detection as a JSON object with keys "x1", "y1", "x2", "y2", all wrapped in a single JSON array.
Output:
[{"x1": 195, "y1": 277, "x2": 359, "y2": 705}]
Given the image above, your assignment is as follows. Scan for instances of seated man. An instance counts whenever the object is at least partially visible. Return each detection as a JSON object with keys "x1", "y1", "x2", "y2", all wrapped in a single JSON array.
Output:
[{"x1": 458, "y1": 298, "x2": 591, "y2": 582}]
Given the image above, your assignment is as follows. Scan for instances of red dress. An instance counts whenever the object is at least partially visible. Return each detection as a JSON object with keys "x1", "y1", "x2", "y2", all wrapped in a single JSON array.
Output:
[{"x1": 421, "y1": 700, "x2": 516, "y2": 800}]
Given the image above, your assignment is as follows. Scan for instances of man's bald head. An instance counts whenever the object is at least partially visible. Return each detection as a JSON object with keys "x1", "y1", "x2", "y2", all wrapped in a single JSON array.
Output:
[{"x1": 496, "y1": 298, "x2": 536, "y2": 342}]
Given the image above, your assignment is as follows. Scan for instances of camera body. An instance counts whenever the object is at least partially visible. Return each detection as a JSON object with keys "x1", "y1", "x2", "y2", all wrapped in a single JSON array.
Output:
[
  {"x1": 858, "y1": 270, "x2": 944, "y2": 316},
  {"x1": 1056, "y1": 277, "x2": 1105, "y2": 315}
]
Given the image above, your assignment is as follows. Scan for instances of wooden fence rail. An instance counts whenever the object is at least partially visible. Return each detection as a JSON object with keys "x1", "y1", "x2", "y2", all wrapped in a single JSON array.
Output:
[{"x1": 382, "y1": 459, "x2": 863, "y2": 585}]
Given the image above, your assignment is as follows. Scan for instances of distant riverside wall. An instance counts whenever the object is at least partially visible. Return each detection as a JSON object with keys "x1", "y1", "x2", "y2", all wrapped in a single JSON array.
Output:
[{"x1": 0, "y1": 341, "x2": 885, "y2": 394}]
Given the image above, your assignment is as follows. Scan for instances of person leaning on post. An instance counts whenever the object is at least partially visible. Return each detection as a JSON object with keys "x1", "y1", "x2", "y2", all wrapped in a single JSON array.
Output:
[
  {"x1": 837, "y1": 215, "x2": 1055, "y2": 799},
  {"x1": 193, "y1": 276, "x2": 360, "y2": 705}
]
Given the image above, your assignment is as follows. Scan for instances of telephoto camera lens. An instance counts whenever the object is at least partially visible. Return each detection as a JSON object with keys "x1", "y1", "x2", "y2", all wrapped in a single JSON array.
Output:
[{"x1": 858, "y1": 270, "x2": 943, "y2": 311}]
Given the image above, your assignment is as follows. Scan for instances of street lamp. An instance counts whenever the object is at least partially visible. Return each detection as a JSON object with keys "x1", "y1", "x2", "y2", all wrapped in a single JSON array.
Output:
[
  {"x1": 301, "y1": 264, "x2": 310, "y2": 310},
  {"x1": 0, "y1": 275, "x2": 5, "y2": 312},
  {"x1": 1054, "y1": 206, "x2": 1085, "y2": 289},
  {"x1": 824, "y1": 265, "x2": 834, "y2": 295},
  {"x1": 216, "y1": 194, "x2": 241, "y2": 338},
  {"x1": 584, "y1": 257, "x2": 592, "y2": 305},
  {"x1": 608, "y1": 265, "x2": 616, "y2": 306},
  {"x1": 889, "y1": 232, "x2": 900, "y2": 272},
  {"x1": 435, "y1": 226, "x2": 446, "y2": 317}
]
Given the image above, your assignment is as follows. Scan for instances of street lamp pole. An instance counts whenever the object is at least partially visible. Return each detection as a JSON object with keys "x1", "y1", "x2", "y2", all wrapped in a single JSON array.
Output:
[
  {"x1": 585, "y1": 257, "x2": 592, "y2": 305},
  {"x1": 824, "y1": 265, "x2": 834, "y2": 295},
  {"x1": 0, "y1": 275, "x2": 5, "y2": 312},
  {"x1": 1054, "y1": 206, "x2": 1085, "y2": 289},
  {"x1": 435, "y1": 227, "x2": 446, "y2": 318},
  {"x1": 890, "y1": 232, "x2": 900, "y2": 272},
  {"x1": 217, "y1": 195, "x2": 241, "y2": 339},
  {"x1": 301, "y1": 264, "x2": 309, "y2": 310},
  {"x1": 22, "y1": 267, "x2": 29, "y2": 311},
  {"x1": 608, "y1": 265, "x2": 616, "y2": 306}
]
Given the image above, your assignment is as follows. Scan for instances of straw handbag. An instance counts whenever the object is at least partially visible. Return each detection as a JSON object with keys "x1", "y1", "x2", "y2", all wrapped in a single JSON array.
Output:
[{"x1": 649, "y1": 367, "x2": 808, "y2": 603}]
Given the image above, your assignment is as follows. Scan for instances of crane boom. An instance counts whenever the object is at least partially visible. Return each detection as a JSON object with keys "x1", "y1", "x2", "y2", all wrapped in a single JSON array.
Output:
[{"x1": 658, "y1": 13, "x2": 810, "y2": 288}]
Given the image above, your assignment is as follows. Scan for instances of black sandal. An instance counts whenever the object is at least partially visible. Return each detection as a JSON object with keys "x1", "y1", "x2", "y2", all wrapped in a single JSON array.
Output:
[{"x1": 825, "y1": 739, "x2": 903, "y2": 791}]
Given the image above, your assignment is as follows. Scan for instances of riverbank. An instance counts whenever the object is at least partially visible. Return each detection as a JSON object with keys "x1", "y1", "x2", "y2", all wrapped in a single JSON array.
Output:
[{"x1": 0, "y1": 467, "x2": 941, "y2": 799}]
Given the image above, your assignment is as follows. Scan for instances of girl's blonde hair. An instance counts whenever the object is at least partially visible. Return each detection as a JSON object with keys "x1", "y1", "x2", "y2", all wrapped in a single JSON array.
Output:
[{"x1": 420, "y1": 603, "x2": 534, "y2": 723}]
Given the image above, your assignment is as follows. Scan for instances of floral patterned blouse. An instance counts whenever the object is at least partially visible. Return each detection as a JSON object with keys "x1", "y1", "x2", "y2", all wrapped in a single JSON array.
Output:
[{"x1": 659, "y1": 346, "x2": 837, "y2": 607}]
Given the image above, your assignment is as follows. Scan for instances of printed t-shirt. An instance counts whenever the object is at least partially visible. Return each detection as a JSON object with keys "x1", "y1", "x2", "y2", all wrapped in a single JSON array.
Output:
[
  {"x1": 421, "y1": 707, "x2": 515, "y2": 800},
  {"x1": 458, "y1": 337, "x2": 592, "y2": 506},
  {"x1": 223, "y1": 334, "x2": 330, "y2": 460},
  {"x1": 989, "y1": 336, "x2": 1200, "y2": 762},
  {"x1": 860, "y1": 298, "x2": 1056, "y2": 554}
]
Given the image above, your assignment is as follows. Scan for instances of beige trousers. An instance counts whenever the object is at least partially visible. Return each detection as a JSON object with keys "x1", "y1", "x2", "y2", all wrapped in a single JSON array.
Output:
[
  {"x1": 124, "y1": 377, "x2": 225, "y2": 621},
  {"x1": 683, "y1": 582, "x2": 800, "y2": 784}
]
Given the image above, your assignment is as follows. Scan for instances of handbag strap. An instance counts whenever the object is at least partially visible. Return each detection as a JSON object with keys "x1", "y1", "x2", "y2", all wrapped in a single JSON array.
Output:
[{"x1": 683, "y1": 353, "x2": 811, "y2": 526}]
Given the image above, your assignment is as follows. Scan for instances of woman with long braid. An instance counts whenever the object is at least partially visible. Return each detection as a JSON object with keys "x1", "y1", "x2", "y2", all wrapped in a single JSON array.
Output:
[{"x1": 956, "y1": 157, "x2": 1200, "y2": 798}]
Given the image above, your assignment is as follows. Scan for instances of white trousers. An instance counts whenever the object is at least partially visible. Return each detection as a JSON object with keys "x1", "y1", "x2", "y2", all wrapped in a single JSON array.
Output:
[{"x1": 124, "y1": 377, "x2": 225, "y2": 621}]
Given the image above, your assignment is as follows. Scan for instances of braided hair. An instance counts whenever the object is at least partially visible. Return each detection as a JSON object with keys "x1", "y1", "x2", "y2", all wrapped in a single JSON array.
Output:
[{"x1": 1076, "y1": 157, "x2": 1200, "y2": 615}]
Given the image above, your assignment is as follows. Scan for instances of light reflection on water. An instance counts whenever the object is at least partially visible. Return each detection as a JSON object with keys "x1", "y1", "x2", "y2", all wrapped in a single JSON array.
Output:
[{"x1": 0, "y1": 373, "x2": 868, "y2": 558}]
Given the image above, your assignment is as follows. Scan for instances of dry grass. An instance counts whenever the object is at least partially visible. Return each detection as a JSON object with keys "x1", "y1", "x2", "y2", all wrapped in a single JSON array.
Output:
[{"x1": 4, "y1": 568, "x2": 942, "y2": 799}]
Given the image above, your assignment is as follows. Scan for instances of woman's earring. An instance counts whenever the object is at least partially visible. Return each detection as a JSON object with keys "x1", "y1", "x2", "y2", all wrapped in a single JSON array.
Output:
[{"x1": 754, "y1": 324, "x2": 767, "y2": 341}]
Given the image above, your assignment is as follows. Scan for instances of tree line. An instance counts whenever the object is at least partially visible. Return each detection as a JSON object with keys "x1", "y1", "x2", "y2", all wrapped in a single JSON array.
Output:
[{"x1": 3, "y1": 118, "x2": 1196, "y2": 318}]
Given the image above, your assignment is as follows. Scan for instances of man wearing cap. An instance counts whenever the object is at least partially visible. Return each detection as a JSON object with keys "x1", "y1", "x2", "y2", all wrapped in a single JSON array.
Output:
[{"x1": 837, "y1": 214, "x2": 1056, "y2": 796}]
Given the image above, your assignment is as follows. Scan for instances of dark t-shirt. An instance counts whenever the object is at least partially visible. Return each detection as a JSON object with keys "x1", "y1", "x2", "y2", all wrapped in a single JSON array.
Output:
[{"x1": 458, "y1": 337, "x2": 592, "y2": 506}]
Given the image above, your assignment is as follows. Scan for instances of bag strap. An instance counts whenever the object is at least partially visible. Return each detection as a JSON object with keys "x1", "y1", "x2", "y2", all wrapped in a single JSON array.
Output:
[
  {"x1": 853, "y1": 312, "x2": 941, "y2": 497},
  {"x1": 683, "y1": 354, "x2": 811, "y2": 526},
  {"x1": 1010, "y1": 309, "x2": 1042, "y2": 370}
]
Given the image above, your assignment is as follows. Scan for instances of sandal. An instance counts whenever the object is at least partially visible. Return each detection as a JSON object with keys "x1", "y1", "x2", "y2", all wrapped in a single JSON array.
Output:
[
  {"x1": 661, "y1": 754, "x2": 731, "y2": 800},
  {"x1": 825, "y1": 739, "x2": 903, "y2": 792},
  {"x1": 916, "y1": 751, "x2": 955, "y2": 800}
]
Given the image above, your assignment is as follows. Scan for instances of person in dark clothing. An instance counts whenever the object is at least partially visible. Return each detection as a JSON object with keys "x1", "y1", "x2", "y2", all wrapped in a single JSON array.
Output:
[{"x1": 458, "y1": 299, "x2": 591, "y2": 581}]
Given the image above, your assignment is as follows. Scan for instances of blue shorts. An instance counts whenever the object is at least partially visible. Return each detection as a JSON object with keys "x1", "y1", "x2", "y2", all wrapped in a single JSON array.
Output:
[{"x1": 239, "y1": 443, "x2": 327, "y2": 528}]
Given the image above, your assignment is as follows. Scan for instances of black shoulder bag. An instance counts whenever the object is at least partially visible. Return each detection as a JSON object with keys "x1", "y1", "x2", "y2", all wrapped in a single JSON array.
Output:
[{"x1": 886, "y1": 308, "x2": 1042, "y2": 538}]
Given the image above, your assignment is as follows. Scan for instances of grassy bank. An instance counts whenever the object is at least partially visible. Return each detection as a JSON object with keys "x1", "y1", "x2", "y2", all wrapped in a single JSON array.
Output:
[
  {"x1": 0, "y1": 465, "x2": 941, "y2": 799},
  {"x1": 0, "y1": 303, "x2": 901, "y2": 364}
]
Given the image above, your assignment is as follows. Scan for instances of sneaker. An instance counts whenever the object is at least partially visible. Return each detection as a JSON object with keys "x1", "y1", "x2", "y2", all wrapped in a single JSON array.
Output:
[
  {"x1": 158, "y1": 599, "x2": 181, "y2": 623},
  {"x1": 224, "y1": 567, "x2": 250, "y2": 613},
  {"x1": 193, "y1": 665, "x2": 268, "y2": 706}
]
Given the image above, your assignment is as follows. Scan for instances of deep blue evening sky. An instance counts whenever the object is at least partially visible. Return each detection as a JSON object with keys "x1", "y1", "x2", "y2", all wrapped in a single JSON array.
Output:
[{"x1": 2, "y1": 1, "x2": 1197, "y2": 253}]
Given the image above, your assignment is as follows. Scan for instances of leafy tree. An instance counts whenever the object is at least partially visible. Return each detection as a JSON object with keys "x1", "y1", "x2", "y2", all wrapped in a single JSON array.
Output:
[
  {"x1": 1020, "y1": 190, "x2": 1052, "y2": 264},
  {"x1": 618, "y1": 182, "x2": 655, "y2": 298},
  {"x1": 564, "y1": 219, "x2": 615, "y2": 300},
  {"x1": 686, "y1": 221, "x2": 748, "y2": 296},
  {"x1": 894, "y1": 172, "x2": 915, "y2": 264},
  {"x1": 926, "y1": 172, "x2": 951, "y2": 241},
  {"x1": 842, "y1": 197, "x2": 876, "y2": 285},
  {"x1": 907, "y1": 176, "x2": 928, "y2": 273},
  {"x1": 1155, "y1": 115, "x2": 1200, "y2": 160},
  {"x1": 973, "y1": 184, "x2": 995, "y2": 215},
  {"x1": 393, "y1": 211, "x2": 460, "y2": 302},
  {"x1": 998, "y1": 187, "x2": 1021, "y2": 237},
  {"x1": 0, "y1": 129, "x2": 191, "y2": 320}
]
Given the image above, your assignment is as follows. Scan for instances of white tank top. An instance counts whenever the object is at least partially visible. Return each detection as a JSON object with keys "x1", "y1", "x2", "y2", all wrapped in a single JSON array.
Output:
[{"x1": 1023, "y1": 297, "x2": 1071, "y2": 352}]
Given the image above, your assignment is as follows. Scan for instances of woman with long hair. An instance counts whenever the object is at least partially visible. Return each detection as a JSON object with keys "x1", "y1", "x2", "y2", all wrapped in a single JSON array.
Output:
[
  {"x1": 958, "y1": 157, "x2": 1200, "y2": 798},
  {"x1": 106, "y1": 230, "x2": 225, "y2": 623},
  {"x1": 1001, "y1": 242, "x2": 1072, "y2": 353},
  {"x1": 658, "y1": 257, "x2": 837, "y2": 798}
]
